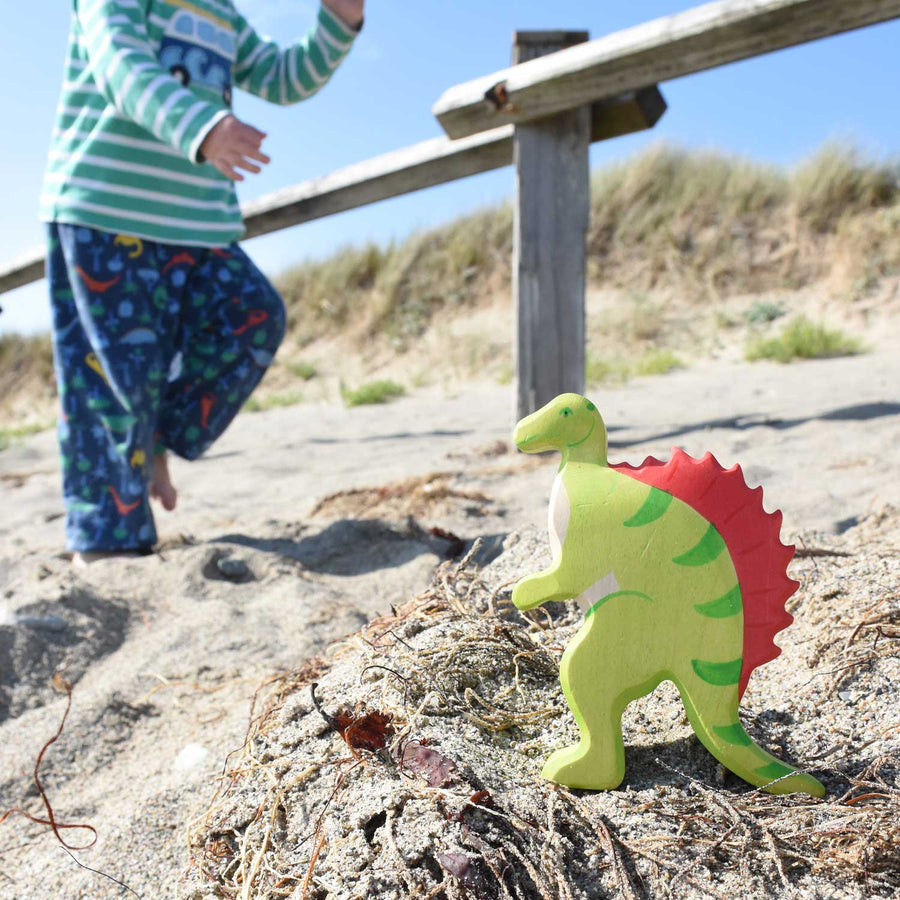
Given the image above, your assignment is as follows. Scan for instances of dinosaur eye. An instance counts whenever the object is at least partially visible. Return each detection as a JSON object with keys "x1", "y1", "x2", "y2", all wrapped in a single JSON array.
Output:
[
  {"x1": 560, "y1": 407, "x2": 572, "y2": 418},
  {"x1": 586, "y1": 402, "x2": 596, "y2": 412}
]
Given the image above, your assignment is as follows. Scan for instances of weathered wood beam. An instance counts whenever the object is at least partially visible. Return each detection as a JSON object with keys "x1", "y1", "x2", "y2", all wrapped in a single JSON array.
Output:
[
  {"x1": 242, "y1": 128, "x2": 513, "y2": 241},
  {"x1": 433, "y1": 0, "x2": 900, "y2": 139},
  {"x1": 243, "y1": 88, "x2": 664, "y2": 240},
  {"x1": 513, "y1": 31, "x2": 590, "y2": 418},
  {"x1": 0, "y1": 250, "x2": 46, "y2": 297},
  {"x1": 0, "y1": 88, "x2": 663, "y2": 298}
]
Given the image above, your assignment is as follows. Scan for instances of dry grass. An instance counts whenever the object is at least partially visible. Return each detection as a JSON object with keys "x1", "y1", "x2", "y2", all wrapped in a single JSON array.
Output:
[
  {"x1": 276, "y1": 204, "x2": 513, "y2": 350},
  {"x1": 0, "y1": 334, "x2": 56, "y2": 429},
  {"x1": 588, "y1": 142, "x2": 900, "y2": 300},
  {"x1": 308, "y1": 471, "x2": 495, "y2": 520}
]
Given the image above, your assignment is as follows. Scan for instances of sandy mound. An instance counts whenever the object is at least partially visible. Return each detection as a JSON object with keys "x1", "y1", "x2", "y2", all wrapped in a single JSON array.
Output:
[
  {"x1": 0, "y1": 585, "x2": 129, "y2": 722},
  {"x1": 184, "y1": 511, "x2": 899, "y2": 900}
]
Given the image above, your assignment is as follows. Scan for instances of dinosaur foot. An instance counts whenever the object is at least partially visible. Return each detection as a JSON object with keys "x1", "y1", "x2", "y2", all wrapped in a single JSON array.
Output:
[
  {"x1": 757, "y1": 768, "x2": 826, "y2": 798},
  {"x1": 541, "y1": 745, "x2": 624, "y2": 791}
]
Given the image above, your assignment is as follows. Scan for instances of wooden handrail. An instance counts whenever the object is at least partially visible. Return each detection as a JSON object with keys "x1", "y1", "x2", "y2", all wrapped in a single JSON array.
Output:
[
  {"x1": 433, "y1": 0, "x2": 900, "y2": 139},
  {"x1": 0, "y1": 89, "x2": 662, "y2": 297}
]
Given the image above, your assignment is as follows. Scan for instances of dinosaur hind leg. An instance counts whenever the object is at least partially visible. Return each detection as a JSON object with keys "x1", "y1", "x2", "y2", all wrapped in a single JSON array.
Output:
[
  {"x1": 542, "y1": 679, "x2": 632, "y2": 791},
  {"x1": 545, "y1": 594, "x2": 665, "y2": 790},
  {"x1": 676, "y1": 676, "x2": 825, "y2": 798}
]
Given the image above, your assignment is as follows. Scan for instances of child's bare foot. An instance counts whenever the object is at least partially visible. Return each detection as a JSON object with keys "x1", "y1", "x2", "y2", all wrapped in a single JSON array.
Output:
[{"x1": 150, "y1": 452, "x2": 177, "y2": 511}]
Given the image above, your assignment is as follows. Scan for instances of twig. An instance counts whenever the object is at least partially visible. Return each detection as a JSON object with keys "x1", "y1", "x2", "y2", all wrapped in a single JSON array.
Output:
[
  {"x1": 300, "y1": 829, "x2": 326, "y2": 900},
  {"x1": 60, "y1": 846, "x2": 142, "y2": 899}
]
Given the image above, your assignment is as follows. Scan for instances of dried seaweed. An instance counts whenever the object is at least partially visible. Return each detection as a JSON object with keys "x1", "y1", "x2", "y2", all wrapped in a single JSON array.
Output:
[{"x1": 0, "y1": 675, "x2": 97, "y2": 851}]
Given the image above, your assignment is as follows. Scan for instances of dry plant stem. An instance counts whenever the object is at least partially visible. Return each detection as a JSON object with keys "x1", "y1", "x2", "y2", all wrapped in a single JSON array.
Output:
[
  {"x1": 59, "y1": 846, "x2": 141, "y2": 899},
  {"x1": 0, "y1": 677, "x2": 97, "y2": 851}
]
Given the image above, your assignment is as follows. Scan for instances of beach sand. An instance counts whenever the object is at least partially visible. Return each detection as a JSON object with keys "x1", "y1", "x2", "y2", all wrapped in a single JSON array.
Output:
[{"x1": 1, "y1": 342, "x2": 899, "y2": 898}]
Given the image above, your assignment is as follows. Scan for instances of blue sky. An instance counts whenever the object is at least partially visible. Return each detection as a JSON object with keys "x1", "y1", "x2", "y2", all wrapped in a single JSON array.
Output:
[{"x1": 2, "y1": 1, "x2": 900, "y2": 335}]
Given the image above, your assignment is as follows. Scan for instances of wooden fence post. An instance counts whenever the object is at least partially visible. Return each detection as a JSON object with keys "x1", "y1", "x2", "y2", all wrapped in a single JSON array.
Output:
[{"x1": 512, "y1": 31, "x2": 590, "y2": 420}]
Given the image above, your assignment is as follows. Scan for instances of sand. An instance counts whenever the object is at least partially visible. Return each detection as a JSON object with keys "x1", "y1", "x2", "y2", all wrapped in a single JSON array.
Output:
[{"x1": 1, "y1": 341, "x2": 899, "y2": 898}]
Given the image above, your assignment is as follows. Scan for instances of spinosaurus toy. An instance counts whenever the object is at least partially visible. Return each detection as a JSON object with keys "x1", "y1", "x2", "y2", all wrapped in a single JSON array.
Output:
[{"x1": 512, "y1": 393, "x2": 825, "y2": 797}]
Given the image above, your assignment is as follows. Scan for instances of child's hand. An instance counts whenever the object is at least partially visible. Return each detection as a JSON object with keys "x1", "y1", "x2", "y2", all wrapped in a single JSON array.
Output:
[
  {"x1": 322, "y1": 0, "x2": 364, "y2": 29},
  {"x1": 199, "y1": 115, "x2": 271, "y2": 181}
]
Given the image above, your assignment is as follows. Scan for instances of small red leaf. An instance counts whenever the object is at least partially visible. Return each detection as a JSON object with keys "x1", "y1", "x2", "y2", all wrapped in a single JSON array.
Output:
[
  {"x1": 310, "y1": 684, "x2": 393, "y2": 751},
  {"x1": 399, "y1": 741, "x2": 458, "y2": 787},
  {"x1": 343, "y1": 712, "x2": 393, "y2": 752}
]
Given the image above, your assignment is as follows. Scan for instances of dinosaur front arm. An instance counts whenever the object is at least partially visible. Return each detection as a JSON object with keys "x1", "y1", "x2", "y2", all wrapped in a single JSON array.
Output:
[{"x1": 513, "y1": 562, "x2": 580, "y2": 611}]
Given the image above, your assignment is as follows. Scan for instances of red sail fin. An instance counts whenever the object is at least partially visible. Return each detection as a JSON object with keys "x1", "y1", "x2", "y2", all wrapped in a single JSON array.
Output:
[{"x1": 612, "y1": 449, "x2": 798, "y2": 699}]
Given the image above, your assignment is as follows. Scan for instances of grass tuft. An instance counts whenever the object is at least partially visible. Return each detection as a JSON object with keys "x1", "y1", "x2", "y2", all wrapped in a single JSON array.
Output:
[
  {"x1": 746, "y1": 316, "x2": 865, "y2": 363},
  {"x1": 0, "y1": 421, "x2": 51, "y2": 452},
  {"x1": 341, "y1": 379, "x2": 405, "y2": 407},
  {"x1": 244, "y1": 392, "x2": 304, "y2": 413},
  {"x1": 585, "y1": 354, "x2": 630, "y2": 386},
  {"x1": 586, "y1": 349, "x2": 684, "y2": 385},
  {"x1": 745, "y1": 301, "x2": 786, "y2": 324},
  {"x1": 635, "y1": 349, "x2": 683, "y2": 376},
  {"x1": 792, "y1": 142, "x2": 899, "y2": 233},
  {"x1": 287, "y1": 361, "x2": 317, "y2": 381}
]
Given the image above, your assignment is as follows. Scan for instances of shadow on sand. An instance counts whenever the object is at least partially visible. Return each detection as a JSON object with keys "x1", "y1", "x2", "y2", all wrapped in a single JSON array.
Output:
[
  {"x1": 213, "y1": 519, "x2": 507, "y2": 576},
  {"x1": 612, "y1": 400, "x2": 900, "y2": 449}
]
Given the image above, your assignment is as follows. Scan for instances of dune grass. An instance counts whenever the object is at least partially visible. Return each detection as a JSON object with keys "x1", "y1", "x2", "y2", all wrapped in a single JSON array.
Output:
[
  {"x1": 272, "y1": 141, "x2": 900, "y2": 355},
  {"x1": 276, "y1": 204, "x2": 513, "y2": 348},
  {"x1": 341, "y1": 379, "x2": 405, "y2": 407},
  {"x1": 244, "y1": 391, "x2": 304, "y2": 413},
  {"x1": 0, "y1": 334, "x2": 55, "y2": 391},
  {"x1": 746, "y1": 315, "x2": 865, "y2": 362}
]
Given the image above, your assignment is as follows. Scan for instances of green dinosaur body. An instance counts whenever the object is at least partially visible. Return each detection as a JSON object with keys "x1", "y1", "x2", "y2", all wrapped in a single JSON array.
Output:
[{"x1": 513, "y1": 393, "x2": 824, "y2": 797}]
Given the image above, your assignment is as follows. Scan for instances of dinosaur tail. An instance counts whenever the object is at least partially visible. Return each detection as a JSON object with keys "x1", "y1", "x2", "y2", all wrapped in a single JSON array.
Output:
[{"x1": 677, "y1": 678, "x2": 825, "y2": 797}]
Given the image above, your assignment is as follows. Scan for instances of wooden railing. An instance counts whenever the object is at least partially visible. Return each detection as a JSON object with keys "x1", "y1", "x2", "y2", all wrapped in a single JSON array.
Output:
[
  {"x1": 0, "y1": 88, "x2": 662, "y2": 294},
  {"x1": 3, "y1": 0, "x2": 899, "y2": 416}
]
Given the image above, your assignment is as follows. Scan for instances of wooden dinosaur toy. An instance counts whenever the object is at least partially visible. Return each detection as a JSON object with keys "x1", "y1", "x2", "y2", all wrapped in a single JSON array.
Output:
[{"x1": 512, "y1": 393, "x2": 825, "y2": 797}]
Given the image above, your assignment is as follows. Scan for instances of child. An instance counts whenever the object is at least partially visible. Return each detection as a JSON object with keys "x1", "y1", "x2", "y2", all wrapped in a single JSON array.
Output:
[{"x1": 41, "y1": 0, "x2": 364, "y2": 564}]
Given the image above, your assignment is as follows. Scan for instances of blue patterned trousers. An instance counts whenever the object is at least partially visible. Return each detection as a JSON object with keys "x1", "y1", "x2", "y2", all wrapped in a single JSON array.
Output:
[{"x1": 46, "y1": 223, "x2": 286, "y2": 552}]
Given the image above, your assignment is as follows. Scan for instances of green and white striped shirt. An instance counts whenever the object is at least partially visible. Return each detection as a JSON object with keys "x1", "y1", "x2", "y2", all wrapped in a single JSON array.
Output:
[{"x1": 41, "y1": 0, "x2": 358, "y2": 247}]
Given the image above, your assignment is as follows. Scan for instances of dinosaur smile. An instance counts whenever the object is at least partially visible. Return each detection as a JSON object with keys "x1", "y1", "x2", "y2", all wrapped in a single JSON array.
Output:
[{"x1": 566, "y1": 419, "x2": 595, "y2": 449}]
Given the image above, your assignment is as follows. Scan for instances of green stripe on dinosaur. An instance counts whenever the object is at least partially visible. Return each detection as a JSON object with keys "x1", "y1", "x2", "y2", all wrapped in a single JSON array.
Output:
[
  {"x1": 691, "y1": 657, "x2": 742, "y2": 686},
  {"x1": 712, "y1": 722, "x2": 753, "y2": 746},
  {"x1": 673, "y1": 523, "x2": 725, "y2": 567},
  {"x1": 694, "y1": 584, "x2": 742, "y2": 618},
  {"x1": 754, "y1": 761, "x2": 795, "y2": 781},
  {"x1": 586, "y1": 589, "x2": 654, "y2": 618},
  {"x1": 623, "y1": 487, "x2": 673, "y2": 528}
]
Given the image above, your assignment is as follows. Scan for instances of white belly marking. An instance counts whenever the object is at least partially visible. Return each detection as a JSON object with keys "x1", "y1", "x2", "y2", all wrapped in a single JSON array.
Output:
[
  {"x1": 576, "y1": 571, "x2": 621, "y2": 614},
  {"x1": 548, "y1": 473, "x2": 570, "y2": 559}
]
